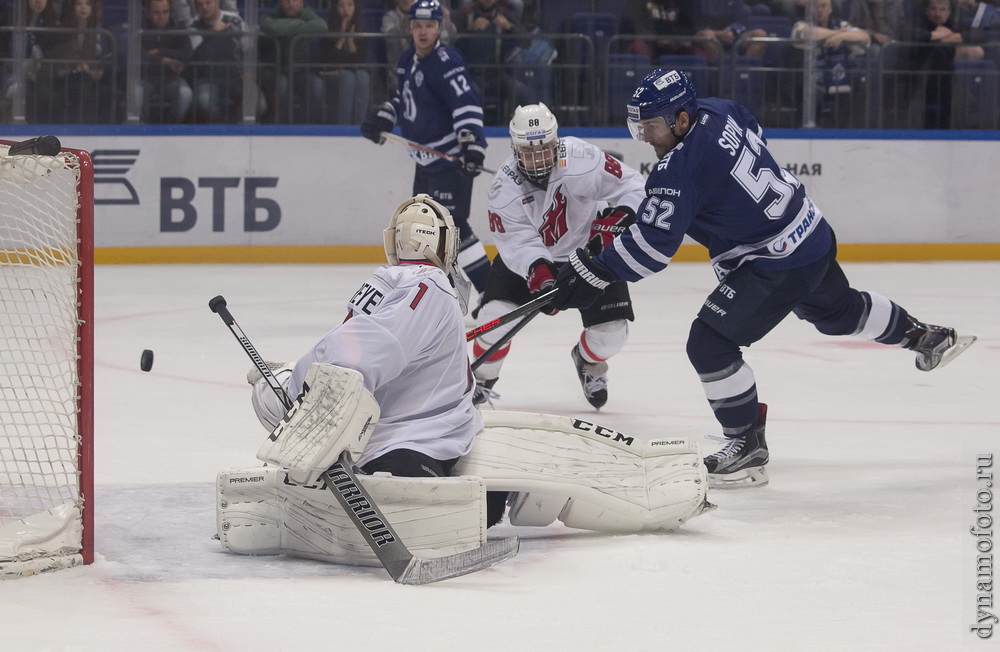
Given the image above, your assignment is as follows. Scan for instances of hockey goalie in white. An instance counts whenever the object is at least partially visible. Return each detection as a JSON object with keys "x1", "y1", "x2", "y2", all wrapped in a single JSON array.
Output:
[{"x1": 217, "y1": 194, "x2": 714, "y2": 570}]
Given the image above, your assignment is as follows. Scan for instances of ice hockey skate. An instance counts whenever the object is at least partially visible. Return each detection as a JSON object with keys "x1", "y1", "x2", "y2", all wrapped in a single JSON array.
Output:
[
  {"x1": 704, "y1": 403, "x2": 769, "y2": 489},
  {"x1": 906, "y1": 320, "x2": 977, "y2": 372},
  {"x1": 571, "y1": 344, "x2": 608, "y2": 408},
  {"x1": 472, "y1": 377, "x2": 498, "y2": 407}
]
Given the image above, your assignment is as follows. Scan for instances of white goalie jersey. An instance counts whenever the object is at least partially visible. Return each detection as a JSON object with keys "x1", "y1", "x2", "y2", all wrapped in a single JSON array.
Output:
[
  {"x1": 487, "y1": 136, "x2": 646, "y2": 278},
  {"x1": 284, "y1": 264, "x2": 482, "y2": 467}
]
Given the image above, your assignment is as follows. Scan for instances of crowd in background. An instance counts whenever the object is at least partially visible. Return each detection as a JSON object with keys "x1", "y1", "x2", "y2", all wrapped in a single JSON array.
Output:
[{"x1": 1, "y1": 0, "x2": 999, "y2": 128}]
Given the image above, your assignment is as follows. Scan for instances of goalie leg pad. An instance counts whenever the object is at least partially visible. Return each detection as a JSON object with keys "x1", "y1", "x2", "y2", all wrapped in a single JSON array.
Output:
[
  {"x1": 217, "y1": 467, "x2": 488, "y2": 567},
  {"x1": 454, "y1": 411, "x2": 711, "y2": 532},
  {"x1": 256, "y1": 363, "x2": 380, "y2": 485}
]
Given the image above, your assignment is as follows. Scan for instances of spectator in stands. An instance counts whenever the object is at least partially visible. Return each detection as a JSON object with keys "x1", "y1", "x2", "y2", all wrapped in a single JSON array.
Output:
[
  {"x1": 454, "y1": 0, "x2": 530, "y2": 121},
  {"x1": 955, "y1": 0, "x2": 1000, "y2": 45},
  {"x1": 171, "y1": 0, "x2": 236, "y2": 29},
  {"x1": 792, "y1": 0, "x2": 870, "y2": 94},
  {"x1": 260, "y1": 0, "x2": 327, "y2": 123},
  {"x1": 321, "y1": 0, "x2": 372, "y2": 123},
  {"x1": 4, "y1": 0, "x2": 61, "y2": 122},
  {"x1": 848, "y1": 0, "x2": 910, "y2": 49},
  {"x1": 383, "y1": 0, "x2": 417, "y2": 72},
  {"x1": 44, "y1": 0, "x2": 113, "y2": 123},
  {"x1": 141, "y1": 0, "x2": 193, "y2": 123},
  {"x1": 622, "y1": 0, "x2": 698, "y2": 63},
  {"x1": 694, "y1": 0, "x2": 768, "y2": 62},
  {"x1": 188, "y1": 0, "x2": 246, "y2": 123},
  {"x1": 911, "y1": 0, "x2": 985, "y2": 128}
]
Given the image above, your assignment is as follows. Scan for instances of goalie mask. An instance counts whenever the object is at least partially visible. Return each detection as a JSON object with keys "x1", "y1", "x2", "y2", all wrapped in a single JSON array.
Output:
[
  {"x1": 509, "y1": 103, "x2": 559, "y2": 182},
  {"x1": 383, "y1": 194, "x2": 472, "y2": 314}
]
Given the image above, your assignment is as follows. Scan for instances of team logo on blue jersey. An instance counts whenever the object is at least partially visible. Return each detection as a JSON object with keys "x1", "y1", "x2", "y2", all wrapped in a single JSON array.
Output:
[{"x1": 415, "y1": 71, "x2": 424, "y2": 87}]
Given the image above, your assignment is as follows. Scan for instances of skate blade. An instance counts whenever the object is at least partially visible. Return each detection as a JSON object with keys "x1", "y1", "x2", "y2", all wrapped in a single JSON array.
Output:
[
  {"x1": 918, "y1": 334, "x2": 977, "y2": 371},
  {"x1": 708, "y1": 466, "x2": 769, "y2": 490}
]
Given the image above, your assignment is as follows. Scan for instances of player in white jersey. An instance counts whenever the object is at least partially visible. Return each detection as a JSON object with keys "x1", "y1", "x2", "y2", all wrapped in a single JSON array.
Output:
[
  {"x1": 472, "y1": 103, "x2": 646, "y2": 408},
  {"x1": 251, "y1": 194, "x2": 481, "y2": 478}
]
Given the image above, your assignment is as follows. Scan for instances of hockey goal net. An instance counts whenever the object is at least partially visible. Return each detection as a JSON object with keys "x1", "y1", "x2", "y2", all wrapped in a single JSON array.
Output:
[{"x1": 0, "y1": 141, "x2": 94, "y2": 577}]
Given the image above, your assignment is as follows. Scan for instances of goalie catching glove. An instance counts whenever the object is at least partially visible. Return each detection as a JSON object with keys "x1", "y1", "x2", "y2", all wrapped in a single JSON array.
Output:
[
  {"x1": 256, "y1": 363, "x2": 380, "y2": 485},
  {"x1": 526, "y1": 259, "x2": 560, "y2": 316},
  {"x1": 551, "y1": 248, "x2": 614, "y2": 312},
  {"x1": 360, "y1": 102, "x2": 396, "y2": 145},
  {"x1": 587, "y1": 205, "x2": 636, "y2": 255},
  {"x1": 456, "y1": 129, "x2": 486, "y2": 178}
]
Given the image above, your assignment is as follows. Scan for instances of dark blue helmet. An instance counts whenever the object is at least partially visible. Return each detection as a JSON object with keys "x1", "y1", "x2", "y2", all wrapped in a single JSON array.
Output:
[
  {"x1": 409, "y1": 0, "x2": 444, "y2": 23},
  {"x1": 626, "y1": 69, "x2": 698, "y2": 139}
]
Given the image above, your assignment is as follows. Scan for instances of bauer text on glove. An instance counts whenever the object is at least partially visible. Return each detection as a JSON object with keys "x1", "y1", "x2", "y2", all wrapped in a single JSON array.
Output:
[{"x1": 588, "y1": 205, "x2": 636, "y2": 255}]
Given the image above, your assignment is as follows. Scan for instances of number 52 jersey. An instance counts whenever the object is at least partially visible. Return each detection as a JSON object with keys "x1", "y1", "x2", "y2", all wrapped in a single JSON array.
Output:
[{"x1": 600, "y1": 97, "x2": 834, "y2": 283}]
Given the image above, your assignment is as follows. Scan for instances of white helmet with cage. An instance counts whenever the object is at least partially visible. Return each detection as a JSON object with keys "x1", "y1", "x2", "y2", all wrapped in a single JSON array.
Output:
[
  {"x1": 509, "y1": 103, "x2": 559, "y2": 182},
  {"x1": 383, "y1": 193, "x2": 472, "y2": 313}
]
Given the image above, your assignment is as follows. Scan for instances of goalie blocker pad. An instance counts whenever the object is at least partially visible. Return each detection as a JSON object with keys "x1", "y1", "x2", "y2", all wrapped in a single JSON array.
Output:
[
  {"x1": 457, "y1": 411, "x2": 711, "y2": 533},
  {"x1": 217, "y1": 467, "x2": 488, "y2": 567},
  {"x1": 256, "y1": 363, "x2": 379, "y2": 485}
]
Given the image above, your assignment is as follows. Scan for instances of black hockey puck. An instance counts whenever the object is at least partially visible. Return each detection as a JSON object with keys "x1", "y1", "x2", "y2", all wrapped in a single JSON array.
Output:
[{"x1": 140, "y1": 349, "x2": 154, "y2": 372}]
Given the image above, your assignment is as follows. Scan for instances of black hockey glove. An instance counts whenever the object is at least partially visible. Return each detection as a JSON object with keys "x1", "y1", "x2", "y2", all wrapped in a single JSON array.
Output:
[
  {"x1": 360, "y1": 102, "x2": 395, "y2": 144},
  {"x1": 587, "y1": 205, "x2": 636, "y2": 255},
  {"x1": 551, "y1": 248, "x2": 613, "y2": 311},
  {"x1": 526, "y1": 259, "x2": 560, "y2": 316},
  {"x1": 456, "y1": 129, "x2": 486, "y2": 177}
]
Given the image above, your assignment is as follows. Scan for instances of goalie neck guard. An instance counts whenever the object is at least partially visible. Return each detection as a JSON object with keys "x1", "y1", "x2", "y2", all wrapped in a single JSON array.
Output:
[
  {"x1": 509, "y1": 103, "x2": 559, "y2": 182},
  {"x1": 383, "y1": 193, "x2": 471, "y2": 313}
]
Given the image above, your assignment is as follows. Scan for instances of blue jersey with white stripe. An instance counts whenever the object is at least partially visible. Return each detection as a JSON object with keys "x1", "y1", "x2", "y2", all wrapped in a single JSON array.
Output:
[
  {"x1": 392, "y1": 41, "x2": 486, "y2": 173},
  {"x1": 599, "y1": 98, "x2": 833, "y2": 283}
]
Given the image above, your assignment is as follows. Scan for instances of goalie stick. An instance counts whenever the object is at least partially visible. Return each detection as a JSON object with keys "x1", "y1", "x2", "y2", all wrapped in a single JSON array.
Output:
[
  {"x1": 381, "y1": 131, "x2": 498, "y2": 176},
  {"x1": 465, "y1": 288, "x2": 556, "y2": 341},
  {"x1": 7, "y1": 135, "x2": 61, "y2": 156},
  {"x1": 208, "y1": 295, "x2": 518, "y2": 585}
]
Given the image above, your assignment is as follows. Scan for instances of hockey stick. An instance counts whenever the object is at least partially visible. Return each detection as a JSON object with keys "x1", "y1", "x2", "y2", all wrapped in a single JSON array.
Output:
[
  {"x1": 465, "y1": 288, "x2": 556, "y2": 342},
  {"x1": 471, "y1": 308, "x2": 542, "y2": 372},
  {"x1": 381, "y1": 131, "x2": 498, "y2": 176},
  {"x1": 7, "y1": 135, "x2": 61, "y2": 156},
  {"x1": 208, "y1": 295, "x2": 518, "y2": 585}
]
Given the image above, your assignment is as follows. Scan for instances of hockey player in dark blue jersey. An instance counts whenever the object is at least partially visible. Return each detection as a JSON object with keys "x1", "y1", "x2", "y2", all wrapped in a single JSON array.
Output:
[
  {"x1": 360, "y1": 0, "x2": 491, "y2": 296},
  {"x1": 549, "y1": 69, "x2": 977, "y2": 489}
]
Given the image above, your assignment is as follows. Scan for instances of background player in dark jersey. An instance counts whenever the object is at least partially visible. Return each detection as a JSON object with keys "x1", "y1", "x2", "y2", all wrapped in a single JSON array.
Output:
[
  {"x1": 548, "y1": 69, "x2": 976, "y2": 489},
  {"x1": 361, "y1": 0, "x2": 491, "y2": 297}
]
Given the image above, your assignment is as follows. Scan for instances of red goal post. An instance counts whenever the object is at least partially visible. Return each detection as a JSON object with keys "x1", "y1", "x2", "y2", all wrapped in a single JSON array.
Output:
[{"x1": 0, "y1": 140, "x2": 94, "y2": 577}]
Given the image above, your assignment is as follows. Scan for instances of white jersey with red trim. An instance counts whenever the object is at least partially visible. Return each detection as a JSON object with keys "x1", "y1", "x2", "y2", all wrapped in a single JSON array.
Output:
[
  {"x1": 485, "y1": 136, "x2": 646, "y2": 278},
  {"x1": 288, "y1": 263, "x2": 481, "y2": 467}
]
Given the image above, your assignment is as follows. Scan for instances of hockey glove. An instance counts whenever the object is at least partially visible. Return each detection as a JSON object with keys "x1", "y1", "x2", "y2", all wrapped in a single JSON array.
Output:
[
  {"x1": 360, "y1": 102, "x2": 395, "y2": 144},
  {"x1": 551, "y1": 248, "x2": 613, "y2": 311},
  {"x1": 587, "y1": 205, "x2": 636, "y2": 255},
  {"x1": 456, "y1": 129, "x2": 486, "y2": 177},
  {"x1": 526, "y1": 259, "x2": 560, "y2": 315}
]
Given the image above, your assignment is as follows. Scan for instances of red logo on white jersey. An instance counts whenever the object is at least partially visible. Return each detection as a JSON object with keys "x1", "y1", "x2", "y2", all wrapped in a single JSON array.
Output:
[{"x1": 538, "y1": 185, "x2": 568, "y2": 247}]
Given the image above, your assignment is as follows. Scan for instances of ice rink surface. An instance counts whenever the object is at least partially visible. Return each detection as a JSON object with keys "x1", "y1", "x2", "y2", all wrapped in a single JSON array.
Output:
[{"x1": 7, "y1": 261, "x2": 998, "y2": 651}]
